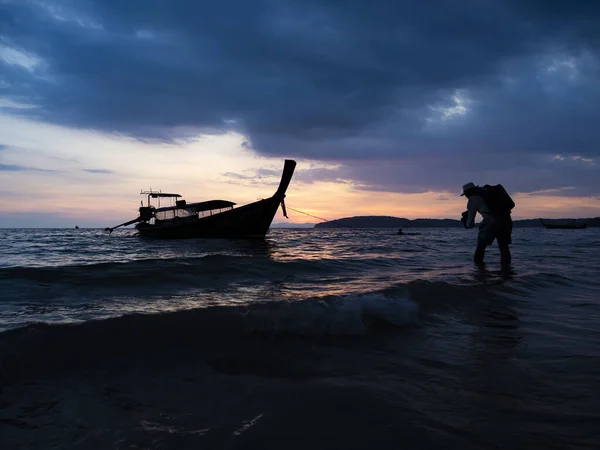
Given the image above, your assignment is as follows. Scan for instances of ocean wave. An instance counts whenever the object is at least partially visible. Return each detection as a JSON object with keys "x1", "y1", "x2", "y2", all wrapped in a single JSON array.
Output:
[
  {"x1": 0, "y1": 270, "x2": 586, "y2": 387},
  {"x1": 1, "y1": 251, "x2": 575, "y2": 287},
  {"x1": 0, "y1": 262, "x2": 577, "y2": 332},
  {"x1": 0, "y1": 293, "x2": 419, "y2": 386},
  {"x1": 0, "y1": 253, "x2": 419, "y2": 286},
  {"x1": 242, "y1": 293, "x2": 419, "y2": 336},
  {"x1": 0, "y1": 255, "x2": 334, "y2": 288}
]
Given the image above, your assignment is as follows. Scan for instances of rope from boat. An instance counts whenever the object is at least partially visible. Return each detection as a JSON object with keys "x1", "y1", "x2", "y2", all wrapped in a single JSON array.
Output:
[
  {"x1": 286, "y1": 206, "x2": 329, "y2": 222},
  {"x1": 287, "y1": 205, "x2": 373, "y2": 231}
]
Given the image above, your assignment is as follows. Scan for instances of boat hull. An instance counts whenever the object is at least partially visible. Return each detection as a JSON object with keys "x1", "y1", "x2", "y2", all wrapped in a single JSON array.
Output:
[{"x1": 135, "y1": 196, "x2": 283, "y2": 239}]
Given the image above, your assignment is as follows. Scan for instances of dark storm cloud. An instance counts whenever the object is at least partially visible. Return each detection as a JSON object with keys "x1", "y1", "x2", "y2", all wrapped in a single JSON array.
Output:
[
  {"x1": 0, "y1": 163, "x2": 55, "y2": 172},
  {"x1": 1, "y1": 0, "x2": 600, "y2": 195},
  {"x1": 83, "y1": 169, "x2": 113, "y2": 174},
  {"x1": 0, "y1": 163, "x2": 28, "y2": 171}
]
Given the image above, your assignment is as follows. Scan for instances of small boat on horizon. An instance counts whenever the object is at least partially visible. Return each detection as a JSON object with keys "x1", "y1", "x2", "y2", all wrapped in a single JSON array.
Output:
[
  {"x1": 540, "y1": 219, "x2": 588, "y2": 229},
  {"x1": 105, "y1": 159, "x2": 297, "y2": 239}
]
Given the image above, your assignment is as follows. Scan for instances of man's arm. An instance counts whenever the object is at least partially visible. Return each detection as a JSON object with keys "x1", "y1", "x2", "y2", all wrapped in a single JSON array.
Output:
[
  {"x1": 465, "y1": 197, "x2": 479, "y2": 229},
  {"x1": 461, "y1": 210, "x2": 468, "y2": 228}
]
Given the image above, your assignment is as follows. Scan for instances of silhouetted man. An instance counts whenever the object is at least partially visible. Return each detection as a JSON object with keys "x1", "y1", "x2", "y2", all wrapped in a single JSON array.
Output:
[{"x1": 460, "y1": 182, "x2": 514, "y2": 265}]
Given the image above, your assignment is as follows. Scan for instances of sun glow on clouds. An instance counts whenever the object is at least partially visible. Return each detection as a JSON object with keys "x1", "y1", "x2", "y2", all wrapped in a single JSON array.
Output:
[
  {"x1": 1, "y1": 113, "x2": 600, "y2": 227},
  {"x1": 0, "y1": 113, "x2": 342, "y2": 225},
  {"x1": 2, "y1": 108, "x2": 600, "y2": 227}
]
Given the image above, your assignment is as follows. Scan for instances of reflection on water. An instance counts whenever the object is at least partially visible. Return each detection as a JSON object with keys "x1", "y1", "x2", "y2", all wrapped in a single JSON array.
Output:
[
  {"x1": 1, "y1": 227, "x2": 599, "y2": 331},
  {"x1": 472, "y1": 263, "x2": 517, "y2": 284}
]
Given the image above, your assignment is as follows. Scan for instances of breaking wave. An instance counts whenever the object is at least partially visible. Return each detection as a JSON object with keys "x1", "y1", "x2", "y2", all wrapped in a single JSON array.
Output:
[
  {"x1": 0, "y1": 292, "x2": 419, "y2": 386},
  {"x1": 243, "y1": 293, "x2": 419, "y2": 336}
]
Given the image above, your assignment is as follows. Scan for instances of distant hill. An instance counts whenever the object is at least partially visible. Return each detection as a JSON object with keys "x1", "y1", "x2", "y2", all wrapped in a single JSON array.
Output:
[
  {"x1": 313, "y1": 216, "x2": 462, "y2": 228},
  {"x1": 313, "y1": 215, "x2": 600, "y2": 228}
]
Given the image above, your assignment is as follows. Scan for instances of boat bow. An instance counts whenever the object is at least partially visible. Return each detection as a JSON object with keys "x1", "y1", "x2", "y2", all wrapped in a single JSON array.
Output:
[{"x1": 273, "y1": 159, "x2": 296, "y2": 219}]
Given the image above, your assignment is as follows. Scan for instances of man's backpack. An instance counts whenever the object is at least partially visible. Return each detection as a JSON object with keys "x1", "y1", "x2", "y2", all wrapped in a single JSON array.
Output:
[{"x1": 481, "y1": 184, "x2": 515, "y2": 214}]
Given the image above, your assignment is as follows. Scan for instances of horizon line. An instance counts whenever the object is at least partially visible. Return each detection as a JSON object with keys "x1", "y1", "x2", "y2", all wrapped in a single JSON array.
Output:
[{"x1": 1, "y1": 215, "x2": 598, "y2": 230}]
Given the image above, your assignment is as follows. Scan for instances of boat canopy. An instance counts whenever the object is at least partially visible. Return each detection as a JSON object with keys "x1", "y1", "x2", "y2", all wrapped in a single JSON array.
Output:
[
  {"x1": 187, "y1": 200, "x2": 236, "y2": 212},
  {"x1": 144, "y1": 192, "x2": 181, "y2": 198},
  {"x1": 155, "y1": 200, "x2": 236, "y2": 213}
]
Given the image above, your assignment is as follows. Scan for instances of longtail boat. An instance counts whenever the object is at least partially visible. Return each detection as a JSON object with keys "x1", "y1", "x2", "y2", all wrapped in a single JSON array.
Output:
[{"x1": 105, "y1": 159, "x2": 296, "y2": 239}]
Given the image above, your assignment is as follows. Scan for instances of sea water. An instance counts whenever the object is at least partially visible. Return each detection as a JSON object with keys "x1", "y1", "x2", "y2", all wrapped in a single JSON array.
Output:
[{"x1": 1, "y1": 227, "x2": 599, "y2": 449}]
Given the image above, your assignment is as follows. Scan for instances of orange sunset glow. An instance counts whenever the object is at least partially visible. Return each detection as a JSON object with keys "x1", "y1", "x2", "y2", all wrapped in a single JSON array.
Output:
[{"x1": 1, "y1": 114, "x2": 598, "y2": 228}]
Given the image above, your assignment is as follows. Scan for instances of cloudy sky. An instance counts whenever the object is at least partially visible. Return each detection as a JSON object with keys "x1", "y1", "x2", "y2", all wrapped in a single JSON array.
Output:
[{"x1": 1, "y1": 0, "x2": 599, "y2": 227}]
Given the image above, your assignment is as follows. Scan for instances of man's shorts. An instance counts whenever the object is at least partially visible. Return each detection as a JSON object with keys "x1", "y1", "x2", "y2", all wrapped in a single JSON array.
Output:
[{"x1": 478, "y1": 214, "x2": 513, "y2": 247}]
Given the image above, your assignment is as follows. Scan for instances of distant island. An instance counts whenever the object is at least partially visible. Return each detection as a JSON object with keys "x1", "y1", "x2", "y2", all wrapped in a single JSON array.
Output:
[{"x1": 313, "y1": 215, "x2": 600, "y2": 228}]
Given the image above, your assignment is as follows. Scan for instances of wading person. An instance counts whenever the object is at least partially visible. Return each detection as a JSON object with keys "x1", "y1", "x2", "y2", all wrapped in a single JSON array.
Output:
[{"x1": 460, "y1": 182, "x2": 515, "y2": 265}]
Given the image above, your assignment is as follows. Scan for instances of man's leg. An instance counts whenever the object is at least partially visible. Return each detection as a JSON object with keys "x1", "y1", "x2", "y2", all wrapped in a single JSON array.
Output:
[
  {"x1": 474, "y1": 242, "x2": 486, "y2": 264},
  {"x1": 498, "y1": 243, "x2": 511, "y2": 265},
  {"x1": 475, "y1": 224, "x2": 493, "y2": 264},
  {"x1": 497, "y1": 216, "x2": 513, "y2": 265}
]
